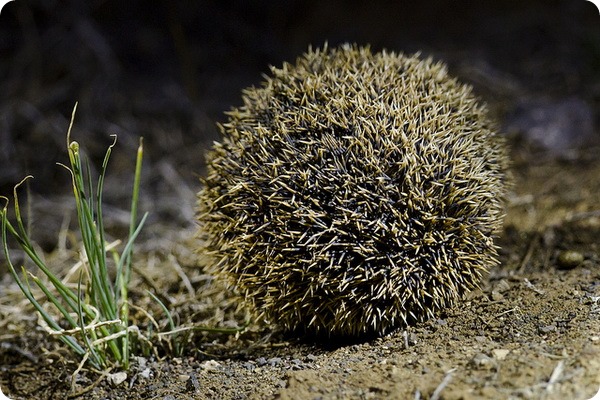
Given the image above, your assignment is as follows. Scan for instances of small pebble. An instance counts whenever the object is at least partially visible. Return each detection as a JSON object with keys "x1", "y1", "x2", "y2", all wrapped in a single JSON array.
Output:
[
  {"x1": 470, "y1": 353, "x2": 495, "y2": 370},
  {"x1": 136, "y1": 356, "x2": 148, "y2": 369},
  {"x1": 475, "y1": 335, "x2": 487, "y2": 343},
  {"x1": 268, "y1": 357, "x2": 282, "y2": 367},
  {"x1": 539, "y1": 324, "x2": 557, "y2": 334},
  {"x1": 139, "y1": 368, "x2": 152, "y2": 379},
  {"x1": 492, "y1": 349, "x2": 510, "y2": 360},
  {"x1": 494, "y1": 279, "x2": 511, "y2": 293},
  {"x1": 491, "y1": 291, "x2": 504, "y2": 301},
  {"x1": 108, "y1": 371, "x2": 127, "y2": 386},
  {"x1": 256, "y1": 357, "x2": 267, "y2": 366},
  {"x1": 186, "y1": 373, "x2": 200, "y2": 392},
  {"x1": 557, "y1": 250, "x2": 584, "y2": 269},
  {"x1": 199, "y1": 360, "x2": 221, "y2": 371}
]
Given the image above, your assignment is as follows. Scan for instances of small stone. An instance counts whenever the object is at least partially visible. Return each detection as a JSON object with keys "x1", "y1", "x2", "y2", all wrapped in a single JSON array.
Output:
[
  {"x1": 506, "y1": 97, "x2": 594, "y2": 155},
  {"x1": 539, "y1": 324, "x2": 557, "y2": 334},
  {"x1": 557, "y1": 250, "x2": 584, "y2": 269},
  {"x1": 199, "y1": 360, "x2": 221, "y2": 371},
  {"x1": 136, "y1": 356, "x2": 148, "y2": 369},
  {"x1": 177, "y1": 374, "x2": 190, "y2": 382},
  {"x1": 491, "y1": 349, "x2": 510, "y2": 360},
  {"x1": 491, "y1": 291, "x2": 504, "y2": 301},
  {"x1": 186, "y1": 373, "x2": 200, "y2": 392},
  {"x1": 470, "y1": 353, "x2": 495, "y2": 370},
  {"x1": 494, "y1": 279, "x2": 510, "y2": 293},
  {"x1": 140, "y1": 368, "x2": 152, "y2": 379},
  {"x1": 256, "y1": 357, "x2": 268, "y2": 366},
  {"x1": 268, "y1": 357, "x2": 282, "y2": 367},
  {"x1": 108, "y1": 371, "x2": 127, "y2": 386}
]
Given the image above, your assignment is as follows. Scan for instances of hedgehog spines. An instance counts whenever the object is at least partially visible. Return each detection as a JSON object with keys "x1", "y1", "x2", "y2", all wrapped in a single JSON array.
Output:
[{"x1": 196, "y1": 44, "x2": 509, "y2": 337}]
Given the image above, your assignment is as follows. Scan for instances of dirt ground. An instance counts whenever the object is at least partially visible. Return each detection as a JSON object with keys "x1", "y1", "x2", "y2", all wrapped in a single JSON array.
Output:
[
  {"x1": 1, "y1": 1, "x2": 600, "y2": 399},
  {"x1": 2, "y1": 144, "x2": 600, "y2": 400}
]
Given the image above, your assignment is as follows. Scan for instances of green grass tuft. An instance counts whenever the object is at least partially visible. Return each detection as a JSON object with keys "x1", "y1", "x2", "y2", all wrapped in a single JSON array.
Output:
[
  {"x1": 0, "y1": 103, "x2": 147, "y2": 370},
  {"x1": 1, "y1": 103, "x2": 248, "y2": 373}
]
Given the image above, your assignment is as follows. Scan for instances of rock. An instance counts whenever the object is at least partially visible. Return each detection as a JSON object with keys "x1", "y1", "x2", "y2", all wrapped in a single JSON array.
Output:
[
  {"x1": 108, "y1": 371, "x2": 127, "y2": 386},
  {"x1": 199, "y1": 360, "x2": 221, "y2": 371},
  {"x1": 256, "y1": 357, "x2": 268, "y2": 366},
  {"x1": 140, "y1": 368, "x2": 152, "y2": 379},
  {"x1": 505, "y1": 97, "x2": 594, "y2": 155},
  {"x1": 539, "y1": 324, "x2": 557, "y2": 334},
  {"x1": 557, "y1": 250, "x2": 584, "y2": 269},
  {"x1": 470, "y1": 353, "x2": 495, "y2": 370},
  {"x1": 492, "y1": 349, "x2": 510, "y2": 360}
]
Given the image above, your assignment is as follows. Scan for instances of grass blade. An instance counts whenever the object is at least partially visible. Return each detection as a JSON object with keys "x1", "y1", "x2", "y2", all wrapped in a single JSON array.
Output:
[
  {"x1": 147, "y1": 290, "x2": 180, "y2": 356},
  {"x1": 117, "y1": 137, "x2": 144, "y2": 368}
]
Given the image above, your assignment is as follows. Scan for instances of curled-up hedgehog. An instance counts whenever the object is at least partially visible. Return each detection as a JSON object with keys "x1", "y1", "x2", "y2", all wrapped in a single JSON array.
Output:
[{"x1": 196, "y1": 44, "x2": 510, "y2": 337}]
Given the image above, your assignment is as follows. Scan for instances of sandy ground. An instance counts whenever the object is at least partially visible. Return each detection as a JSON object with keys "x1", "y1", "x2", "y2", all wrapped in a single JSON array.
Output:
[
  {"x1": 1, "y1": 145, "x2": 599, "y2": 400},
  {"x1": 1, "y1": 1, "x2": 599, "y2": 399}
]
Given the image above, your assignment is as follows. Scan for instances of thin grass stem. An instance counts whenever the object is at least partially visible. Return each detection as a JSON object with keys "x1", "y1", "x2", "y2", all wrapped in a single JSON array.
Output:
[{"x1": 147, "y1": 290, "x2": 180, "y2": 356}]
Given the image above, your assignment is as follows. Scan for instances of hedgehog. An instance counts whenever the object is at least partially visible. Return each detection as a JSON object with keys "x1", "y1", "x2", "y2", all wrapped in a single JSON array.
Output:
[{"x1": 196, "y1": 44, "x2": 509, "y2": 337}]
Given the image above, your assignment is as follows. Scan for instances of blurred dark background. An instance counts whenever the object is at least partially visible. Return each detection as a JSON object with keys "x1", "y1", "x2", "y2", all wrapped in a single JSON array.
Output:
[{"x1": 0, "y1": 0, "x2": 599, "y2": 237}]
